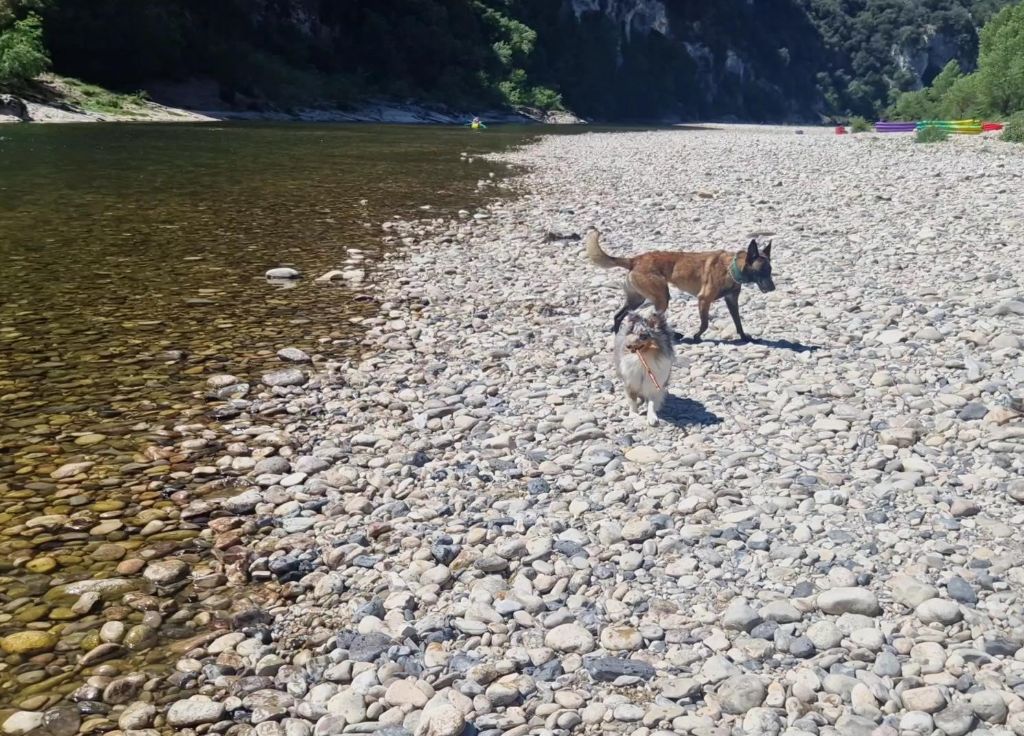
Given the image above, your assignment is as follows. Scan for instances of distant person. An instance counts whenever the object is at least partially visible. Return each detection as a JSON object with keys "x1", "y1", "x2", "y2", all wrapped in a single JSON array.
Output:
[{"x1": 469, "y1": 116, "x2": 486, "y2": 130}]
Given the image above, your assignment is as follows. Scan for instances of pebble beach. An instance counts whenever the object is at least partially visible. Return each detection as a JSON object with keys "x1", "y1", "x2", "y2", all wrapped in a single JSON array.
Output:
[{"x1": 5, "y1": 125, "x2": 1024, "y2": 736}]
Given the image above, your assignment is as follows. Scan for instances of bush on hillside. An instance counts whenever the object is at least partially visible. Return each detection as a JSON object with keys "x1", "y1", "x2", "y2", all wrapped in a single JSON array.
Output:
[
  {"x1": 1001, "y1": 111, "x2": 1024, "y2": 142},
  {"x1": 0, "y1": 13, "x2": 48, "y2": 85},
  {"x1": 916, "y1": 125, "x2": 949, "y2": 143}
]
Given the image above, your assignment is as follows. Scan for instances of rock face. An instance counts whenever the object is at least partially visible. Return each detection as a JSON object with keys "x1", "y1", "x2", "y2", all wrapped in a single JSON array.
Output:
[
  {"x1": 0, "y1": 94, "x2": 29, "y2": 122},
  {"x1": 152, "y1": 128, "x2": 1024, "y2": 736}
]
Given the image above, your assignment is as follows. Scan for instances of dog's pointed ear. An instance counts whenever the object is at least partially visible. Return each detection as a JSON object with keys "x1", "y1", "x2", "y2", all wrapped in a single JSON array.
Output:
[
  {"x1": 763, "y1": 240, "x2": 772, "y2": 259},
  {"x1": 746, "y1": 239, "x2": 759, "y2": 262}
]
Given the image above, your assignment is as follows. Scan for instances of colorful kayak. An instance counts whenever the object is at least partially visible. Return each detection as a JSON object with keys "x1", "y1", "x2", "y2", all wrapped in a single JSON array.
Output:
[
  {"x1": 875, "y1": 121, "x2": 917, "y2": 133},
  {"x1": 861, "y1": 118, "x2": 1001, "y2": 135},
  {"x1": 917, "y1": 119, "x2": 983, "y2": 134}
]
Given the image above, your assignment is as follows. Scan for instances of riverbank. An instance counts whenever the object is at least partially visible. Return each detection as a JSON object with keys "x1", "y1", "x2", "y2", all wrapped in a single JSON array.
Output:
[
  {"x1": 7, "y1": 125, "x2": 1024, "y2": 735},
  {"x1": 0, "y1": 123, "x2": 533, "y2": 727},
  {"x1": 0, "y1": 76, "x2": 581, "y2": 125}
]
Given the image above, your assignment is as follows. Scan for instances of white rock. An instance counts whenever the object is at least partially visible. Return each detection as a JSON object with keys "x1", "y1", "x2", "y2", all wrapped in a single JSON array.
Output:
[
  {"x1": 817, "y1": 588, "x2": 881, "y2": 616},
  {"x1": 545, "y1": 623, "x2": 595, "y2": 653},
  {"x1": 166, "y1": 697, "x2": 225, "y2": 727}
]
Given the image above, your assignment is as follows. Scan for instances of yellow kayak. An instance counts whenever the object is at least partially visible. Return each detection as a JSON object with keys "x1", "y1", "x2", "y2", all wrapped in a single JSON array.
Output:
[{"x1": 916, "y1": 119, "x2": 982, "y2": 134}]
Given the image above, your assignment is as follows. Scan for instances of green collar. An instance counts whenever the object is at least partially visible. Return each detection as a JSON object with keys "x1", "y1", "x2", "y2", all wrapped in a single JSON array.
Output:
[{"x1": 730, "y1": 254, "x2": 749, "y2": 284}]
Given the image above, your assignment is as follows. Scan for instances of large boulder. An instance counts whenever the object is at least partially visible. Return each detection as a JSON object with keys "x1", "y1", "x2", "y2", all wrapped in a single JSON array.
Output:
[{"x1": 0, "y1": 94, "x2": 30, "y2": 122}]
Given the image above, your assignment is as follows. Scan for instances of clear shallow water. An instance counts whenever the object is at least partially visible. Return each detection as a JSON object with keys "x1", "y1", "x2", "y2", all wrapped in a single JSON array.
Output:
[{"x1": 0, "y1": 122, "x2": 551, "y2": 710}]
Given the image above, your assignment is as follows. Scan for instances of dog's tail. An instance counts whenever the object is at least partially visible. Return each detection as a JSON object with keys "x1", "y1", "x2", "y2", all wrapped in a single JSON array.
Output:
[{"x1": 585, "y1": 229, "x2": 632, "y2": 270}]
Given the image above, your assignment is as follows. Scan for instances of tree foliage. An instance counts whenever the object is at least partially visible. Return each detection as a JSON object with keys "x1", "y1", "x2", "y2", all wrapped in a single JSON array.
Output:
[
  {"x1": 0, "y1": 12, "x2": 48, "y2": 84},
  {"x1": 890, "y1": 1, "x2": 1024, "y2": 119},
  {"x1": 1, "y1": 0, "x2": 1017, "y2": 120}
]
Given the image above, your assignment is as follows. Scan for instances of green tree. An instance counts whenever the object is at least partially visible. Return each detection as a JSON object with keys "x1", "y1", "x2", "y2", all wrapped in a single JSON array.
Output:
[
  {"x1": 0, "y1": 12, "x2": 48, "y2": 84},
  {"x1": 975, "y1": 1, "x2": 1024, "y2": 114},
  {"x1": 941, "y1": 72, "x2": 984, "y2": 117}
]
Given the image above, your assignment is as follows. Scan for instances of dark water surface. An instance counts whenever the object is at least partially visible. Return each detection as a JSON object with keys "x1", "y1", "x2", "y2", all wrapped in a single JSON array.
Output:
[{"x1": 0, "y1": 122, "x2": 556, "y2": 712}]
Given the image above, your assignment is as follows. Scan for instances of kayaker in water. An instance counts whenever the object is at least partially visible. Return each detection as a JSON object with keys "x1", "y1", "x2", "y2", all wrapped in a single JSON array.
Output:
[{"x1": 469, "y1": 116, "x2": 486, "y2": 130}]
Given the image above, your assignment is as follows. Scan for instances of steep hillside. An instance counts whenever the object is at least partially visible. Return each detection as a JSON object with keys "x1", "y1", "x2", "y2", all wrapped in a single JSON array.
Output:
[{"x1": 1, "y1": 0, "x2": 1014, "y2": 121}]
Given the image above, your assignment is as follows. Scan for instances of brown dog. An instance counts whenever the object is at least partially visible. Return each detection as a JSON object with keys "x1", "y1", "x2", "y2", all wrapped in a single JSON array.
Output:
[{"x1": 586, "y1": 229, "x2": 775, "y2": 342}]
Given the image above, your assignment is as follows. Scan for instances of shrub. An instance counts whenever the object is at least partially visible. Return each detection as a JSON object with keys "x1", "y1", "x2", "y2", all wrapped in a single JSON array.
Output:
[
  {"x1": 530, "y1": 85, "x2": 562, "y2": 111},
  {"x1": 0, "y1": 13, "x2": 48, "y2": 85},
  {"x1": 1002, "y1": 112, "x2": 1024, "y2": 143},
  {"x1": 916, "y1": 125, "x2": 949, "y2": 143},
  {"x1": 849, "y1": 115, "x2": 872, "y2": 133}
]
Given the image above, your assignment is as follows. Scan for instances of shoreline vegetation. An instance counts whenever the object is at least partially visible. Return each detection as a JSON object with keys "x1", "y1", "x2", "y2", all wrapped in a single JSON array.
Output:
[
  {"x1": 0, "y1": 75, "x2": 584, "y2": 125},
  {"x1": 3, "y1": 2, "x2": 1022, "y2": 127}
]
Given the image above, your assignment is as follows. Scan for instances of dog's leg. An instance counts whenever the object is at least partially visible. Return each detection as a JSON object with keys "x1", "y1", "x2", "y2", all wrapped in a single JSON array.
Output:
[
  {"x1": 646, "y1": 400, "x2": 659, "y2": 426},
  {"x1": 693, "y1": 295, "x2": 712, "y2": 342},
  {"x1": 611, "y1": 286, "x2": 645, "y2": 334},
  {"x1": 724, "y1": 292, "x2": 750, "y2": 342},
  {"x1": 625, "y1": 272, "x2": 670, "y2": 332},
  {"x1": 626, "y1": 391, "x2": 641, "y2": 414}
]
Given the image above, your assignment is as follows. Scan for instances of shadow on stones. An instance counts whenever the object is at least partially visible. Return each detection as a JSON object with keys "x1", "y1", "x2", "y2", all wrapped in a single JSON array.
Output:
[
  {"x1": 751, "y1": 337, "x2": 821, "y2": 353},
  {"x1": 660, "y1": 395, "x2": 722, "y2": 428},
  {"x1": 672, "y1": 334, "x2": 820, "y2": 353}
]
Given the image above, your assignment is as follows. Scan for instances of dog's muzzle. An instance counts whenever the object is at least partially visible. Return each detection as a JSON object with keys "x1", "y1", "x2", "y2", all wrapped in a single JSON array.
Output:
[
  {"x1": 625, "y1": 331, "x2": 654, "y2": 351},
  {"x1": 757, "y1": 278, "x2": 776, "y2": 293}
]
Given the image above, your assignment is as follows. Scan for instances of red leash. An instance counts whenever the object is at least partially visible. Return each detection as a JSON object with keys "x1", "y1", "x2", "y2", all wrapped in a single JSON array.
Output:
[{"x1": 632, "y1": 347, "x2": 663, "y2": 390}]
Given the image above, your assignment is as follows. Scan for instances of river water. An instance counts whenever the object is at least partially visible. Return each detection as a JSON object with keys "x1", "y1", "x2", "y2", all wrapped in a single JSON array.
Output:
[{"x1": 0, "y1": 122, "x2": 553, "y2": 713}]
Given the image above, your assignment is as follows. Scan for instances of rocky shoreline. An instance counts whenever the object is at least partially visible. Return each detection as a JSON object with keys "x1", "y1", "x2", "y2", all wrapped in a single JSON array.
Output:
[
  {"x1": 1, "y1": 84, "x2": 581, "y2": 125},
  {"x1": 5, "y1": 125, "x2": 1024, "y2": 736}
]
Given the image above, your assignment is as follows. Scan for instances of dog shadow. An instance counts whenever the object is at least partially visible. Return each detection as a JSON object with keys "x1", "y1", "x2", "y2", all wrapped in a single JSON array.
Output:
[
  {"x1": 672, "y1": 333, "x2": 820, "y2": 353},
  {"x1": 659, "y1": 394, "x2": 722, "y2": 428}
]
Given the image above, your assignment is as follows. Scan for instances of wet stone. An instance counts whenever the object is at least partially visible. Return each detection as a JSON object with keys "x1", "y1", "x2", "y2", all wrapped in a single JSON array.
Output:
[
  {"x1": 262, "y1": 369, "x2": 308, "y2": 387},
  {"x1": 143, "y1": 559, "x2": 190, "y2": 585}
]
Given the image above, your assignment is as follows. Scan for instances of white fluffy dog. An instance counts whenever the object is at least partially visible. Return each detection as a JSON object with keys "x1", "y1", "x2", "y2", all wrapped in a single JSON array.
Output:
[{"x1": 613, "y1": 307, "x2": 674, "y2": 425}]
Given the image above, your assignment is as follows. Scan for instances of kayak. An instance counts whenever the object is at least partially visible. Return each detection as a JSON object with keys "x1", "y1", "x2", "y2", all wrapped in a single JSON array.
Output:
[
  {"x1": 982, "y1": 122, "x2": 1004, "y2": 132},
  {"x1": 917, "y1": 119, "x2": 983, "y2": 134},
  {"x1": 875, "y1": 121, "x2": 917, "y2": 133}
]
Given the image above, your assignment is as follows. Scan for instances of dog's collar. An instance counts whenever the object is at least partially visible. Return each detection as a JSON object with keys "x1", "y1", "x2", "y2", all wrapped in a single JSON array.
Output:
[{"x1": 729, "y1": 255, "x2": 750, "y2": 284}]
